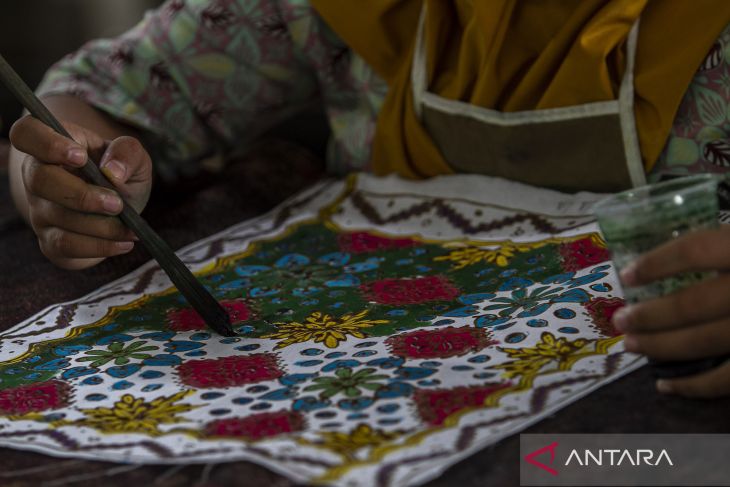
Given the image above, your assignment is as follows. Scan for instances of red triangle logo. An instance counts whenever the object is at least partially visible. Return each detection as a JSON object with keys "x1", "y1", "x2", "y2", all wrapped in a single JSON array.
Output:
[{"x1": 524, "y1": 441, "x2": 559, "y2": 476}]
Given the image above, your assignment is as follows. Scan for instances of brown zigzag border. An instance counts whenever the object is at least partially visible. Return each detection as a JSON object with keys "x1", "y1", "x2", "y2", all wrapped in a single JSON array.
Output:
[
  {"x1": 350, "y1": 190, "x2": 588, "y2": 235},
  {"x1": 0, "y1": 429, "x2": 337, "y2": 468}
]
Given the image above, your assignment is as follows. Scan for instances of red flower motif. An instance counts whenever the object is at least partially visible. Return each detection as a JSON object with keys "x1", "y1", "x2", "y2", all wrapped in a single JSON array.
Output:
[
  {"x1": 0, "y1": 380, "x2": 70, "y2": 415},
  {"x1": 204, "y1": 411, "x2": 304, "y2": 440},
  {"x1": 338, "y1": 231, "x2": 417, "y2": 254},
  {"x1": 585, "y1": 297, "x2": 625, "y2": 337},
  {"x1": 559, "y1": 238, "x2": 610, "y2": 272},
  {"x1": 387, "y1": 326, "x2": 497, "y2": 359},
  {"x1": 414, "y1": 383, "x2": 511, "y2": 426},
  {"x1": 177, "y1": 354, "x2": 282, "y2": 388},
  {"x1": 167, "y1": 300, "x2": 251, "y2": 332},
  {"x1": 361, "y1": 275, "x2": 460, "y2": 305}
]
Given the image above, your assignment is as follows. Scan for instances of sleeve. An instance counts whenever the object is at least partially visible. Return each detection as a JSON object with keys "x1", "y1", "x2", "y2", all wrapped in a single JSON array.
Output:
[{"x1": 37, "y1": 0, "x2": 321, "y2": 181}]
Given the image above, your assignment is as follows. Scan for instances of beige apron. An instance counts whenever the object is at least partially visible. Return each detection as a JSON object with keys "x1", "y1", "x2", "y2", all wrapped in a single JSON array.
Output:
[{"x1": 411, "y1": 6, "x2": 647, "y2": 193}]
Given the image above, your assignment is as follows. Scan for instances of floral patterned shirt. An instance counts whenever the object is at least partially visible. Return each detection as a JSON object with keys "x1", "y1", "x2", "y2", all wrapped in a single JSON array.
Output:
[{"x1": 37, "y1": 0, "x2": 387, "y2": 181}]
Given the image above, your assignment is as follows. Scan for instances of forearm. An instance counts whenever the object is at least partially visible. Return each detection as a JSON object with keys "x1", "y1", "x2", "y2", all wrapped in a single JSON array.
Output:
[{"x1": 9, "y1": 94, "x2": 140, "y2": 222}]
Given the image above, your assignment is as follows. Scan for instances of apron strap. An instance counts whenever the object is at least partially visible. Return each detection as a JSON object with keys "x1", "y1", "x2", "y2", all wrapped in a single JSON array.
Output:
[
  {"x1": 411, "y1": 4, "x2": 428, "y2": 120},
  {"x1": 618, "y1": 20, "x2": 647, "y2": 187}
]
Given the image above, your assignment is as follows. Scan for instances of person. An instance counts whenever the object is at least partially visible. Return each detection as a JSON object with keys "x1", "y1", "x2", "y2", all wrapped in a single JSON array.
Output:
[{"x1": 7, "y1": 0, "x2": 730, "y2": 398}]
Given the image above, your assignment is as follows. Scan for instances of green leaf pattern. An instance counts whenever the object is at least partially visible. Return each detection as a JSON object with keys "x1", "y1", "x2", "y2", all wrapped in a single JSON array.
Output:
[{"x1": 78, "y1": 341, "x2": 159, "y2": 369}]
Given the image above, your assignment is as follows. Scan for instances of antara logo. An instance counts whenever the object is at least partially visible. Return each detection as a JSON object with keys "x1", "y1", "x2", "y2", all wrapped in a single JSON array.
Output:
[
  {"x1": 565, "y1": 449, "x2": 673, "y2": 466},
  {"x1": 524, "y1": 442, "x2": 673, "y2": 475}
]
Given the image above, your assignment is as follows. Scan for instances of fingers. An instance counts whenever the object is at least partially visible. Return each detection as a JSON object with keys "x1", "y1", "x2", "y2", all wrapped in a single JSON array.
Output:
[
  {"x1": 11, "y1": 116, "x2": 151, "y2": 271},
  {"x1": 613, "y1": 228, "x2": 730, "y2": 398},
  {"x1": 623, "y1": 317, "x2": 730, "y2": 361},
  {"x1": 656, "y1": 359, "x2": 730, "y2": 398},
  {"x1": 38, "y1": 227, "x2": 134, "y2": 261},
  {"x1": 98, "y1": 136, "x2": 153, "y2": 211},
  {"x1": 22, "y1": 157, "x2": 123, "y2": 215},
  {"x1": 29, "y1": 198, "x2": 137, "y2": 270},
  {"x1": 613, "y1": 273, "x2": 730, "y2": 334},
  {"x1": 100, "y1": 136, "x2": 151, "y2": 183},
  {"x1": 10, "y1": 115, "x2": 105, "y2": 167},
  {"x1": 621, "y1": 227, "x2": 730, "y2": 286},
  {"x1": 29, "y1": 199, "x2": 136, "y2": 242}
]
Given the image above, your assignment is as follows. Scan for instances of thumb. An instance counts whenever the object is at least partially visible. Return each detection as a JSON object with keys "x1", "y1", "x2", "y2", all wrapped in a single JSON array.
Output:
[
  {"x1": 656, "y1": 359, "x2": 730, "y2": 398},
  {"x1": 98, "y1": 136, "x2": 153, "y2": 212}
]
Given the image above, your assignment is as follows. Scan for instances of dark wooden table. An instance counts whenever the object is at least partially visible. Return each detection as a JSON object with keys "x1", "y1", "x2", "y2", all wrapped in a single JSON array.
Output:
[{"x1": 1, "y1": 140, "x2": 729, "y2": 487}]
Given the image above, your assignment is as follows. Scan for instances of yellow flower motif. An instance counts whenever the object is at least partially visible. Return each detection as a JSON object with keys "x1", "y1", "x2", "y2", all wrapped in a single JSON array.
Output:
[
  {"x1": 302, "y1": 423, "x2": 400, "y2": 460},
  {"x1": 494, "y1": 332, "x2": 590, "y2": 379},
  {"x1": 70, "y1": 391, "x2": 196, "y2": 435},
  {"x1": 435, "y1": 242, "x2": 537, "y2": 269},
  {"x1": 263, "y1": 310, "x2": 388, "y2": 349}
]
